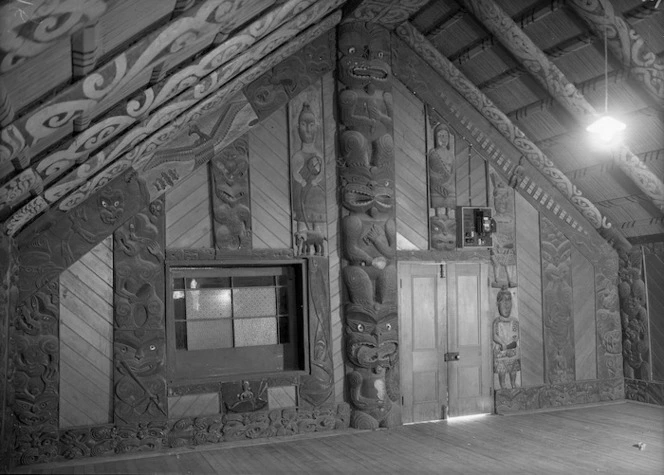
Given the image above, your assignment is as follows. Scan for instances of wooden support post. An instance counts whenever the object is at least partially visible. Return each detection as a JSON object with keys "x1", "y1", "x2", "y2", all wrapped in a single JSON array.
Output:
[{"x1": 337, "y1": 22, "x2": 400, "y2": 429}]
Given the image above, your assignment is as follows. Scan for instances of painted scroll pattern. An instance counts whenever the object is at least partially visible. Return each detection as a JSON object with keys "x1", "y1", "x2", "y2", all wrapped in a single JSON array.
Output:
[
  {"x1": 113, "y1": 200, "x2": 167, "y2": 424},
  {"x1": 337, "y1": 22, "x2": 400, "y2": 429},
  {"x1": 2, "y1": 3, "x2": 344, "y2": 237}
]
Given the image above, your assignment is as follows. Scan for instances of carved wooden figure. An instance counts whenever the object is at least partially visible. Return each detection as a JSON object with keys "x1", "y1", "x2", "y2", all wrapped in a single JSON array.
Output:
[
  {"x1": 113, "y1": 199, "x2": 167, "y2": 424},
  {"x1": 209, "y1": 137, "x2": 252, "y2": 251},
  {"x1": 492, "y1": 286, "x2": 520, "y2": 389},
  {"x1": 489, "y1": 168, "x2": 516, "y2": 288},
  {"x1": 337, "y1": 21, "x2": 399, "y2": 429},
  {"x1": 289, "y1": 89, "x2": 327, "y2": 256}
]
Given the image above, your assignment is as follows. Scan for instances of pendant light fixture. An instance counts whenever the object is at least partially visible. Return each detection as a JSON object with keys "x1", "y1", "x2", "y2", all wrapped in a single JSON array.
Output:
[{"x1": 586, "y1": 23, "x2": 626, "y2": 144}]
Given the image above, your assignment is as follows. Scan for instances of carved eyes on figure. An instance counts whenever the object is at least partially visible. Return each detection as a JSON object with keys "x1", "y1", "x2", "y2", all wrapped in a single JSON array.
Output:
[
  {"x1": 357, "y1": 323, "x2": 364, "y2": 332},
  {"x1": 385, "y1": 323, "x2": 392, "y2": 331},
  {"x1": 149, "y1": 345, "x2": 156, "y2": 351},
  {"x1": 348, "y1": 47, "x2": 355, "y2": 54},
  {"x1": 377, "y1": 52, "x2": 384, "y2": 58},
  {"x1": 101, "y1": 199, "x2": 108, "y2": 208}
]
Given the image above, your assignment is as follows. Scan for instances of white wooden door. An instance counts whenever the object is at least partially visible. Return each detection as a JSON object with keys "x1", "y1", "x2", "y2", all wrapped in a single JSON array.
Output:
[{"x1": 399, "y1": 262, "x2": 492, "y2": 423}]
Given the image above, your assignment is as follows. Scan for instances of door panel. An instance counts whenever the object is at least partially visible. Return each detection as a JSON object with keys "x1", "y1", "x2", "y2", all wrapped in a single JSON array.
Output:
[
  {"x1": 447, "y1": 263, "x2": 493, "y2": 416},
  {"x1": 399, "y1": 263, "x2": 446, "y2": 424}
]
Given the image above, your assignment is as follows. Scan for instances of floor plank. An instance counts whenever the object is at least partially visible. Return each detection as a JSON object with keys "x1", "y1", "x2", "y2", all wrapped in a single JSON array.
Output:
[{"x1": 21, "y1": 402, "x2": 664, "y2": 474}]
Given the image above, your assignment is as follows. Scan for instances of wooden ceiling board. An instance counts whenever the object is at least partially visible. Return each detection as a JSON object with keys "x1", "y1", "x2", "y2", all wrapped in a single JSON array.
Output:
[
  {"x1": 485, "y1": 75, "x2": 548, "y2": 114},
  {"x1": 456, "y1": 47, "x2": 518, "y2": 86},
  {"x1": 431, "y1": 17, "x2": 485, "y2": 57},
  {"x1": 512, "y1": 107, "x2": 571, "y2": 142},
  {"x1": 519, "y1": 8, "x2": 587, "y2": 52}
]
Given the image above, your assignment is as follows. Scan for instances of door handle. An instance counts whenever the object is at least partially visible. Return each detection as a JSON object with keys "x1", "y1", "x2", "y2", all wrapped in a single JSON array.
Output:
[{"x1": 444, "y1": 352, "x2": 460, "y2": 362}]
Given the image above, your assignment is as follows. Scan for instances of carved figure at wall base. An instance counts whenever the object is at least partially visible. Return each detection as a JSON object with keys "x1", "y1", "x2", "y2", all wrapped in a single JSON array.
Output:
[{"x1": 492, "y1": 286, "x2": 520, "y2": 389}]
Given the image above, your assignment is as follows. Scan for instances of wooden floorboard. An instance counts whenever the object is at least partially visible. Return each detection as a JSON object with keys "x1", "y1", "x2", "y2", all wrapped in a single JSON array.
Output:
[{"x1": 21, "y1": 402, "x2": 664, "y2": 474}]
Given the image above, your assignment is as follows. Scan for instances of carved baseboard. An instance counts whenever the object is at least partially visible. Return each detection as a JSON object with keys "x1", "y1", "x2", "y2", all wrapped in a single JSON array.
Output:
[
  {"x1": 17, "y1": 403, "x2": 350, "y2": 467},
  {"x1": 625, "y1": 378, "x2": 664, "y2": 406},
  {"x1": 495, "y1": 378, "x2": 624, "y2": 414}
]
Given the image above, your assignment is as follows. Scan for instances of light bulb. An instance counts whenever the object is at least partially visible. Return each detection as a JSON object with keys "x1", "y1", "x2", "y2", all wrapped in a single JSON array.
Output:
[{"x1": 586, "y1": 115, "x2": 626, "y2": 143}]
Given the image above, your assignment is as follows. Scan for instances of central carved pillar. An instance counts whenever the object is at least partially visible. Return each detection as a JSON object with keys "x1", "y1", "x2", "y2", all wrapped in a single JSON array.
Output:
[{"x1": 337, "y1": 22, "x2": 399, "y2": 429}]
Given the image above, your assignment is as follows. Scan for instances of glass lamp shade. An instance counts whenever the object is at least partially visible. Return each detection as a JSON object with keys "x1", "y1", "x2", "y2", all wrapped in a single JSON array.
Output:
[{"x1": 586, "y1": 115, "x2": 626, "y2": 143}]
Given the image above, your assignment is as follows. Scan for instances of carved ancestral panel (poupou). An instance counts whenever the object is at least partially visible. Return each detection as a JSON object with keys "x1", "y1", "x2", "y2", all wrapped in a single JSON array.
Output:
[
  {"x1": 488, "y1": 166, "x2": 516, "y2": 288},
  {"x1": 337, "y1": 22, "x2": 400, "y2": 429},
  {"x1": 619, "y1": 247, "x2": 650, "y2": 380},
  {"x1": 300, "y1": 257, "x2": 334, "y2": 407},
  {"x1": 12, "y1": 282, "x2": 60, "y2": 466},
  {"x1": 113, "y1": 199, "x2": 167, "y2": 424},
  {"x1": 210, "y1": 136, "x2": 252, "y2": 251},
  {"x1": 0, "y1": 234, "x2": 18, "y2": 470},
  {"x1": 540, "y1": 215, "x2": 575, "y2": 384},
  {"x1": 288, "y1": 85, "x2": 327, "y2": 256}
]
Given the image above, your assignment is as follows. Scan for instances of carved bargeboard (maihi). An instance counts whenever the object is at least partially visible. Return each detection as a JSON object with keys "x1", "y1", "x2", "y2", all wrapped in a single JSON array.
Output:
[
  {"x1": 337, "y1": 22, "x2": 399, "y2": 429},
  {"x1": 113, "y1": 199, "x2": 167, "y2": 424},
  {"x1": 289, "y1": 89, "x2": 327, "y2": 256},
  {"x1": 210, "y1": 136, "x2": 252, "y2": 251}
]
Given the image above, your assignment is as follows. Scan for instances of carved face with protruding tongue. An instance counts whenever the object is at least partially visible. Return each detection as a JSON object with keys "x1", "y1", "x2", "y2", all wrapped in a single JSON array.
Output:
[
  {"x1": 338, "y1": 22, "x2": 391, "y2": 91},
  {"x1": 345, "y1": 304, "x2": 398, "y2": 370}
]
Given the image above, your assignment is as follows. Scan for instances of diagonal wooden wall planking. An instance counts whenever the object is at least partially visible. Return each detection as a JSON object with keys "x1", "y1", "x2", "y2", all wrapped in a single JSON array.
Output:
[
  {"x1": 165, "y1": 165, "x2": 212, "y2": 248},
  {"x1": 515, "y1": 193, "x2": 544, "y2": 387},
  {"x1": 645, "y1": 249, "x2": 664, "y2": 382},
  {"x1": 59, "y1": 236, "x2": 113, "y2": 428},
  {"x1": 572, "y1": 247, "x2": 597, "y2": 381},
  {"x1": 250, "y1": 106, "x2": 292, "y2": 249},
  {"x1": 394, "y1": 80, "x2": 428, "y2": 251}
]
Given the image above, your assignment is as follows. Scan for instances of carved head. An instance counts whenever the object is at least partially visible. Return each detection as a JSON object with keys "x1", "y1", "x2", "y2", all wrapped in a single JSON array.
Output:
[
  {"x1": 430, "y1": 215, "x2": 456, "y2": 251},
  {"x1": 338, "y1": 22, "x2": 391, "y2": 91},
  {"x1": 497, "y1": 285, "x2": 513, "y2": 318},
  {"x1": 341, "y1": 166, "x2": 394, "y2": 216},
  {"x1": 98, "y1": 189, "x2": 125, "y2": 225},
  {"x1": 114, "y1": 330, "x2": 164, "y2": 377},
  {"x1": 433, "y1": 123, "x2": 451, "y2": 150},
  {"x1": 297, "y1": 102, "x2": 318, "y2": 145},
  {"x1": 345, "y1": 302, "x2": 398, "y2": 370}
]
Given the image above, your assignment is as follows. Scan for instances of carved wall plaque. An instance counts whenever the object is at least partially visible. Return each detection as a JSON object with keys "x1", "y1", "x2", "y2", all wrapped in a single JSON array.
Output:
[
  {"x1": 113, "y1": 200, "x2": 167, "y2": 424},
  {"x1": 289, "y1": 88, "x2": 327, "y2": 256},
  {"x1": 540, "y1": 216, "x2": 575, "y2": 384},
  {"x1": 209, "y1": 136, "x2": 252, "y2": 251},
  {"x1": 337, "y1": 22, "x2": 399, "y2": 429}
]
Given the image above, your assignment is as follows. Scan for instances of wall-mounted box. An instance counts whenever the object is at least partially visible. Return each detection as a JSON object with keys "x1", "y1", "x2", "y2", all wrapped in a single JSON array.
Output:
[{"x1": 457, "y1": 206, "x2": 494, "y2": 249}]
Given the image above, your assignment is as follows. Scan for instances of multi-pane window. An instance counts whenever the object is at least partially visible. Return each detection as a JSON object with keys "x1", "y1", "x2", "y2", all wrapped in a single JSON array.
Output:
[{"x1": 167, "y1": 263, "x2": 307, "y2": 381}]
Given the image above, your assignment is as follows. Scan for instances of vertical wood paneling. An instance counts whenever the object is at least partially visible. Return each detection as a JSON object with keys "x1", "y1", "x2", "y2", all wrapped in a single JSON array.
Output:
[
  {"x1": 515, "y1": 193, "x2": 544, "y2": 386},
  {"x1": 59, "y1": 236, "x2": 113, "y2": 428},
  {"x1": 250, "y1": 107, "x2": 291, "y2": 249},
  {"x1": 470, "y1": 154, "x2": 488, "y2": 207},
  {"x1": 322, "y1": 73, "x2": 344, "y2": 403},
  {"x1": 394, "y1": 80, "x2": 428, "y2": 250},
  {"x1": 165, "y1": 166, "x2": 212, "y2": 248},
  {"x1": 645, "y1": 250, "x2": 664, "y2": 381},
  {"x1": 541, "y1": 215, "x2": 575, "y2": 384},
  {"x1": 572, "y1": 247, "x2": 597, "y2": 381}
]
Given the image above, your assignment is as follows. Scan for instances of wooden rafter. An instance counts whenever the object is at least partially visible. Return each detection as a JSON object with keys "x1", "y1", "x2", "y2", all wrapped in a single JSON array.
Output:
[{"x1": 461, "y1": 0, "x2": 664, "y2": 216}]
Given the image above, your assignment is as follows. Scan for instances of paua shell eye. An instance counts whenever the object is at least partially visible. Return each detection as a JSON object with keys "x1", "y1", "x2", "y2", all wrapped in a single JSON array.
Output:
[
  {"x1": 101, "y1": 200, "x2": 108, "y2": 208},
  {"x1": 349, "y1": 47, "x2": 355, "y2": 54},
  {"x1": 114, "y1": 201, "x2": 120, "y2": 207},
  {"x1": 357, "y1": 323, "x2": 364, "y2": 332},
  {"x1": 386, "y1": 323, "x2": 392, "y2": 331},
  {"x1": 378, "y1": 52, "x2": 384, "y2": 58},
  {"x1": 149, "y1": 345, "x2": 156, "y2": 351}
]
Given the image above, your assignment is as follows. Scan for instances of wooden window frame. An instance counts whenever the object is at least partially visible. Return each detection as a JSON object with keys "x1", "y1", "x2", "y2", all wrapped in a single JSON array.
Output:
[{"x1": 166, "y1": 259, "x2": 309, "y2": 383}]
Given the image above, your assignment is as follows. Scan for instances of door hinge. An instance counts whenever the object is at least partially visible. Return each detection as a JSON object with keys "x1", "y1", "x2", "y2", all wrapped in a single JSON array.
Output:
[
  {"x1": 440, "y1": 264, "x2": 445, "y2": 278},
  {"x1": 401, "y1": 396, "x2": 404, "y2": 406}
]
